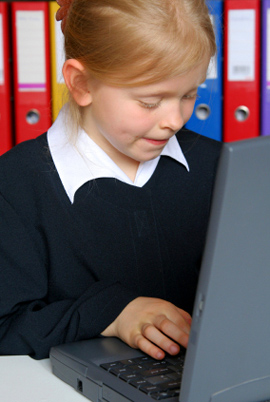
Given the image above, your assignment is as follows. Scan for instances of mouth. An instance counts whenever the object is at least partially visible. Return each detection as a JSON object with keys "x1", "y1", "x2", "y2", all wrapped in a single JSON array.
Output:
[{"x1": 143, "y1": 138, "x2": 169, "y2": 146}]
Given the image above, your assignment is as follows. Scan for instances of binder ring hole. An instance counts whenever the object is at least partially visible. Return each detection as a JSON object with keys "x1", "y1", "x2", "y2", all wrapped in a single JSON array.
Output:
[
  {"x1": 234, "y1": 106, "x2": 250, "y2": 122},
  {"x1": 26, "y1": 109, "x2": 40, "y2": 125},
  {"x1": 195, "y1": 104, "x2": 211, "y2": 121}
]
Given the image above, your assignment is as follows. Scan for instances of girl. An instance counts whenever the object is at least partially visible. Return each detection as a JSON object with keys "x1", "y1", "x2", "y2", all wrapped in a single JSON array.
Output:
[{"x1": 0, "y1": 0, "x2": 221, "y2": 360}]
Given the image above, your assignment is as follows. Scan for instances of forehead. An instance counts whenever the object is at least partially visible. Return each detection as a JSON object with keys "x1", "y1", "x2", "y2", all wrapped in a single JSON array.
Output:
[
  {"x1": 90, "y1": 58, "x2": 209, "y2": 100},
  {"x1": 129, "y1": 61, "x2": 209, "y2": 96}
]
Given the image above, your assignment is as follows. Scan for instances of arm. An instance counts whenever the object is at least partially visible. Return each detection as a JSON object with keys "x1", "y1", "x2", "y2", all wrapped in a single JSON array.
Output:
[{"x1": 0, "y1": 195, "x2": 137, "y2": 359}]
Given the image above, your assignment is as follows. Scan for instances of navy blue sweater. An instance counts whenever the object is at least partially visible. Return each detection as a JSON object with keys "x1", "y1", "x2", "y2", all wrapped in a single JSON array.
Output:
[{"x1": 0, "y1": 129, "x2": 221, "y2": 359}]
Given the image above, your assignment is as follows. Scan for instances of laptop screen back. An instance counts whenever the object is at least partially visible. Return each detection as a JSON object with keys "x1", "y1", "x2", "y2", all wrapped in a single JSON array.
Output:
[{"x1": 180, "y1": 135, "x2": 270, "y2": 402}]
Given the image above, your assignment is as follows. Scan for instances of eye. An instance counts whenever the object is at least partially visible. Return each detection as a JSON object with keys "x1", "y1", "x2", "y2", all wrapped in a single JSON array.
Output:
[
  {"x1": 182, "y1": 94, "x2": 200, "y2": 101},
  {"x1": 139, "y1": 101, "x2": 161, "y2": 109}
]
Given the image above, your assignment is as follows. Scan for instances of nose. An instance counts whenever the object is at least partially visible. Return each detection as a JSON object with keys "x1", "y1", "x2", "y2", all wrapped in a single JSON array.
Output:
[{"x1": 159, "y1": 101, "x2": 184, "y2": 132}]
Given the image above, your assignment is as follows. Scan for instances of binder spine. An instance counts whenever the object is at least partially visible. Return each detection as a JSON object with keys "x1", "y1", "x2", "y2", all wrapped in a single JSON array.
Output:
[
  {"x1": 185, "y1": 0, "x2": 223, "y2": 141},
  {"x1": 261, "y1": 0, "x2": 270, "y2": 136},
  {"x1": 0, "y1": 2, "x2": 13, "y2": 154},
  {"x1": 49, "y1": 0, "x2": 66, "y2": 122},
  {"x1": 223, "y1": 0, "x2": 261, "y2": 142},
  {"x1": 11, "y1": 1, "x2": 51, "y2": 144}
]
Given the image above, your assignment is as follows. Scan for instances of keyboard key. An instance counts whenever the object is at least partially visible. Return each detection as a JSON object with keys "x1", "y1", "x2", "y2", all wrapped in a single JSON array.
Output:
[
  {"x1": 167, "y1": 362, "x2": 184, "y2": 372},
  {"x1": 100, "y1": 361, "x2": 123, "y2": 371},
  {"x1": 167, "y1": 372, "x2": 181, "y2": 381},
  {"x1": 132, "y1": 356, "x2": 152, "y2": 364},
  {"x1": 140, "y1": 384, "x2": 161, "y2": 394},
  {"x1": 146, "y1": 375, "x2": 171, "y2": 385},
  {"x1": 128, "y1": 364, "x2": 145, "y2": 372},
  {"x1": 139, "y1": 367, "x2": 174, "y2": 377},
  {"x1": 151, "y1": 389, "x2": 180, "y2": 400},
  {"x1": 119, "y1": 359, "x2": 136, "y2": 365},
  {"x1": 129, "y1": 378, "x2": 150, "y2": 388},
  {"x1": 109, "y1": 367, "x2": 133, "y2": 376},
  {"x1": 158, "y1": 380, "x2": 181, "y2": 391},
  {"x1": 165, "y1": 354, "x2": 185, "y2": 365},
  {"x1": 119, "y1": 372, "x2": 140, "y2": 382},
  {"x1": 142, "y1": 360, "x2": 169, "y2": 370}
]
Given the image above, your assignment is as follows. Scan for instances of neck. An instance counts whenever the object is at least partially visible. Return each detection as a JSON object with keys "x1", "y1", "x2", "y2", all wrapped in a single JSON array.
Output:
[{"x1": 106, "y1": 151, "x2": 140, "y2": 182}]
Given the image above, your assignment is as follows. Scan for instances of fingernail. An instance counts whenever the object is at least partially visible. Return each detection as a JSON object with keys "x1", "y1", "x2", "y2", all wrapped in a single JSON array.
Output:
[
  {"x1": 170, "y1": 345, "x2": 179, "y2": 354},
  {"x1": 156, "y1": 351, "x2": 164, "y2": 359}
]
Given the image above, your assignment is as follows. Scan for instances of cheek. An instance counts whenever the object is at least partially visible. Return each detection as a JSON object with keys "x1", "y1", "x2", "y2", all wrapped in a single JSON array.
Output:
[
  {"x1": 184, "y1": 103, "x2": 197, "y2": 123},
  {"x1": 92, "y1": 98, "x2": 157, "y2": 139},
  {"x1": 115, "y1": 107, "x2": 156, "y2": 135},
  {"x1": 91, "y1": 101, "x2": 120, "y2": 134}
]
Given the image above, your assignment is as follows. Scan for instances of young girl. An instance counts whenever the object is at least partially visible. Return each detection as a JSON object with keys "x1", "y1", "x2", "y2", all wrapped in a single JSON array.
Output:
[{"x1": 0, "y1": 0, "x2": 221, "y2": 360}]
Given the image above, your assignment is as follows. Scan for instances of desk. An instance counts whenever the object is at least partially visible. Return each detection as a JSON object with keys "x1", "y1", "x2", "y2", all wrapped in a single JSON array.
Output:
[{"x1": 0, "y1": 356, "x2": 88, "y2": 401}]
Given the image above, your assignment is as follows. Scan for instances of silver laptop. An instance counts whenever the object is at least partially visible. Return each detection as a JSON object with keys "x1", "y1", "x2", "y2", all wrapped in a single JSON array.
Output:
[{"x1": 50, "y1": 135, "x2": 270, "y2": 402}]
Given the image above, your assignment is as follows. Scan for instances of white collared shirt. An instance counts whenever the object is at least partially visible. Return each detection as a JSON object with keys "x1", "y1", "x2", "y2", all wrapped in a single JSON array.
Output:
[{"x1": 47, "y1": 107, "x2": 189, "y2": 203}]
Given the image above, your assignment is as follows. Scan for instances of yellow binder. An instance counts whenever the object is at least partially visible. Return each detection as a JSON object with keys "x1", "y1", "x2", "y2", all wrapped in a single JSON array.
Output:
[{"x1": 49, "y1": 1, "x2": 67, "y2": 121}]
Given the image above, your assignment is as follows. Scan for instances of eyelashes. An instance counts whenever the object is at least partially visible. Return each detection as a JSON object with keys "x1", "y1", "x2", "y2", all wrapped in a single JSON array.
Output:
[
  {"x1": 182, "y1": 94, "x2": 200, "y2": 100},
  {"x1": 139, "y1": 94, "x2": 200, "y2": 110},
  {"x1": 139, "y1": 101, "x2": 161, "y2": 109}
]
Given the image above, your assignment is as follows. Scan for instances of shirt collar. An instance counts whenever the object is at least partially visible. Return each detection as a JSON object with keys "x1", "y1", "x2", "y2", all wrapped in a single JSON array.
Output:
[{"x1": 47, "y1": 107, "x2": 189, "y2": 203}]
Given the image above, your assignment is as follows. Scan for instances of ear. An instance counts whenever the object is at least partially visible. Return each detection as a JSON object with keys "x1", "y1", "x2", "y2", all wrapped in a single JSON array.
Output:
[{"x1": 62, "y1": 59, "x2": 92, "y2": 107}]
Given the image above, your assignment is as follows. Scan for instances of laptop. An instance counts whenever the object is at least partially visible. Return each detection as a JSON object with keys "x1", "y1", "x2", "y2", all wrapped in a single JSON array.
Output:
[{"x1": 50, "y1": 135, "x2": 270, "y2": 402}]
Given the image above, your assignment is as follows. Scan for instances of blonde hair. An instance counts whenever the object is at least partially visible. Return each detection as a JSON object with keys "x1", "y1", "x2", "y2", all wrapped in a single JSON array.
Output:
[{"x1": 63, "y1": 0, "x2": 216, "y2": 128}]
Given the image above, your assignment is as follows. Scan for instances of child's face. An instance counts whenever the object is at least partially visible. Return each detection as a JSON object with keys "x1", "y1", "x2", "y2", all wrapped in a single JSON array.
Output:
[{"x1": 82, "y1": 59, "x2": 209, "y2": 174}]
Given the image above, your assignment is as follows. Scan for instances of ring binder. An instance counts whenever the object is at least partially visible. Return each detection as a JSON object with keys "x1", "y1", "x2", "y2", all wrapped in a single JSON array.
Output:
[
  {"x1": 261, "y1": 0, "x2": 270, "y2": 136},
  {"x1": 11, "y1": 1, "x2": 52, "y2": 144},
  {"x1": 223, "y1": 0, "x2": 260, "y2": 141},
  {"x1": 185, "y1": 0, "x2": 223, "y2": 141},
  {"x1": 49, "y1": 0, "x2": 67, "y2": 122},
  {"x1": 0, "y1": 2, "x2": 13, "y2": 154}
]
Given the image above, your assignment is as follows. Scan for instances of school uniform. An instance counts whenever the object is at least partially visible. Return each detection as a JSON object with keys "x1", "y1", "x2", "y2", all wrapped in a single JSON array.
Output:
[{"x1": 0, "y1": 109, "x2": 222, "y2": 359}]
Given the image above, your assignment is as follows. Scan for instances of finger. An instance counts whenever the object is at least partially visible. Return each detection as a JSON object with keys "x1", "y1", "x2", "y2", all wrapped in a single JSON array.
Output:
[
  {"x1": 142, "y1": 323, "x2": 180, "y2": 356},
  {"x1": 162, "y1": 310, "x2": 191, "y2": 336},
  {"x1": 176, "y1": 308, "x2": 192, "y2": 325},
  {"x1": 154, "y1": 315, "x2": 189, "y2": 348},
  {"x1": 133, "y1": 332, "x2": 166, "y2": 360},
  {"x1": 156, "y1": 303, "x2": 191, "y2": 333}
]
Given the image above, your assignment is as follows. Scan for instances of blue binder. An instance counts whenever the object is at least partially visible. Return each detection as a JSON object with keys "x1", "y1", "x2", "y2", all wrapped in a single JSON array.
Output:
[
  {"x1": 185, "y1": 0, "x2": 223, "y2": 141},
  {"x1": 261, "y1": 0, "x2": 270, "y2": 136}
]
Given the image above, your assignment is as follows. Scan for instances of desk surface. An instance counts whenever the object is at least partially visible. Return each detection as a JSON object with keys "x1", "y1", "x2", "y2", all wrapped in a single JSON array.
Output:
[{"x1": 0, "y1": 356, "x2": 88, "y2": 401}]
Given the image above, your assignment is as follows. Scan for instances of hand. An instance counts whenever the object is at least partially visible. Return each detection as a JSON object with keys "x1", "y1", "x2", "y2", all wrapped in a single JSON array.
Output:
[{"x1": 101, "y1": 297, "x2": 192, "y2": 360}]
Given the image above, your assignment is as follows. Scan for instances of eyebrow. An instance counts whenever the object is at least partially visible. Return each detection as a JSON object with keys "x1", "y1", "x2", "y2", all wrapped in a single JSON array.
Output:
[{"x1": 135, "y1": 92, "x2": 171, "y2": 98}]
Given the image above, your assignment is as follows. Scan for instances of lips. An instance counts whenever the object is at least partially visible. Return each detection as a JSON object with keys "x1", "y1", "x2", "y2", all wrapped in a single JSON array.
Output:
[{"x1": 144, "y1": 138, "x2": 168, "y2": 146}]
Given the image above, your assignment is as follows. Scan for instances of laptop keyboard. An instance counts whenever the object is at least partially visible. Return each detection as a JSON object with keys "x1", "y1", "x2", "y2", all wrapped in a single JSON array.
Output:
[{"x1": 100, "y1": 350, "x2": 186, "y2": 400}]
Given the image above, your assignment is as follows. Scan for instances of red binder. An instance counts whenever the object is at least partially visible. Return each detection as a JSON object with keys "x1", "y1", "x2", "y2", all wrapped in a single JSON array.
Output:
[
  {"x1": 0, "y1": 2, "x2": 13, "y2": 154},
  {"x1": 223, "y1": 0, "x2": 260, "y2": 142},
  {"x1": 11, "y1": 2, "x2": 51, "y2": 144}
]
